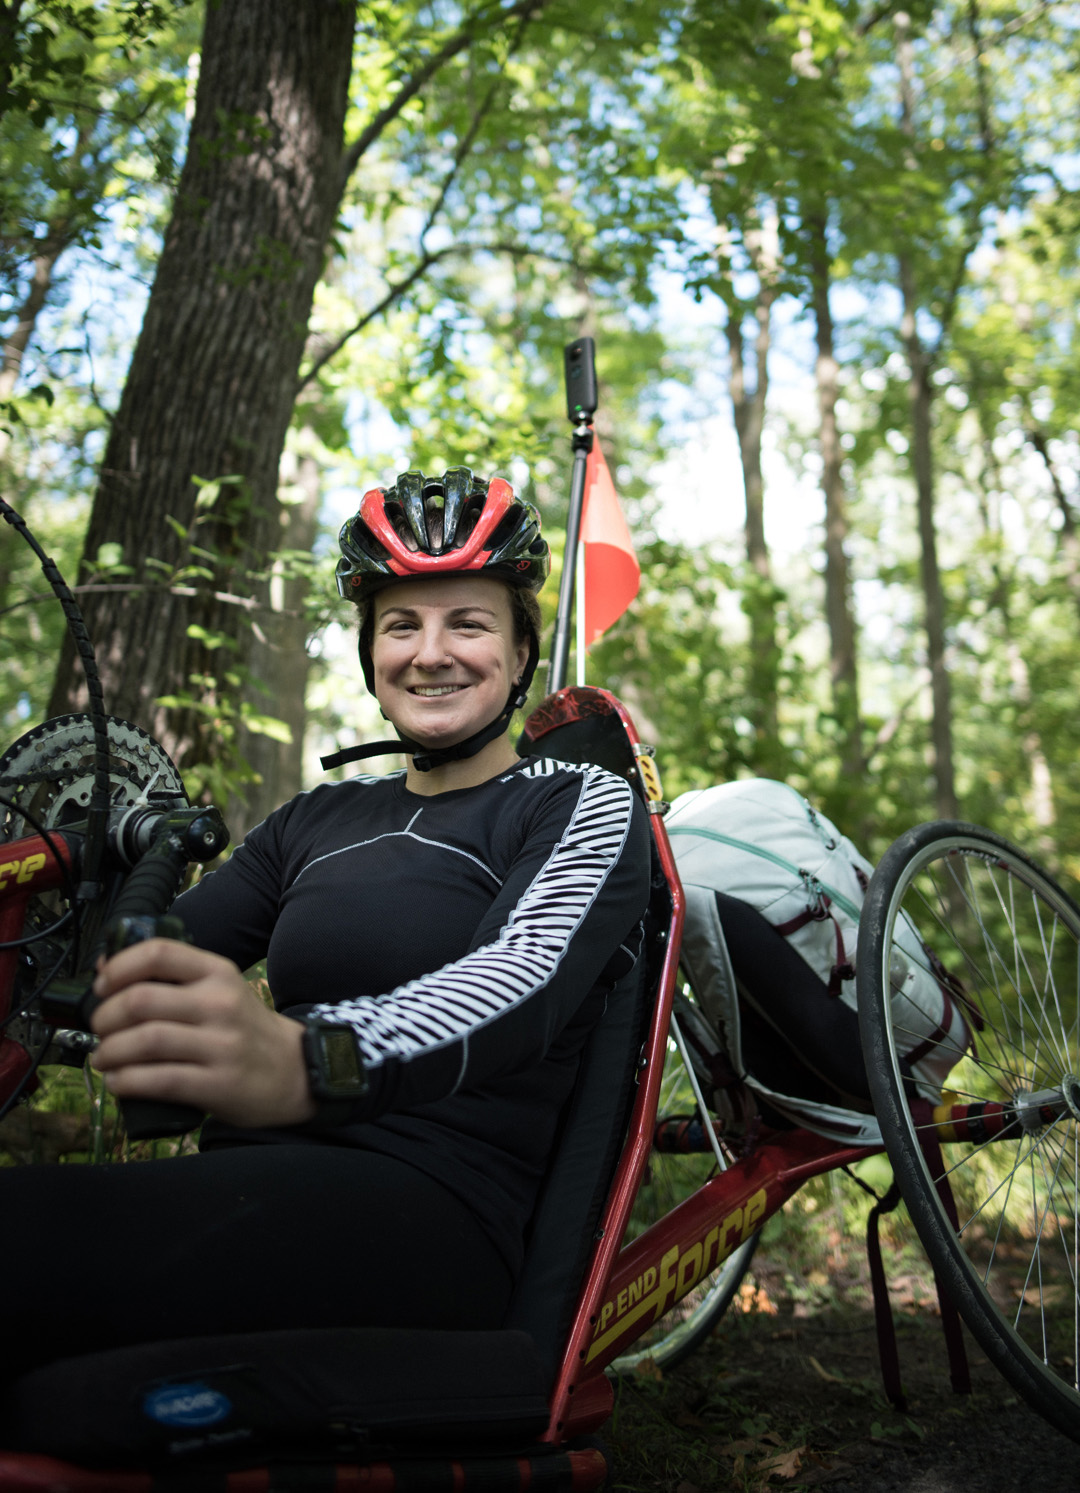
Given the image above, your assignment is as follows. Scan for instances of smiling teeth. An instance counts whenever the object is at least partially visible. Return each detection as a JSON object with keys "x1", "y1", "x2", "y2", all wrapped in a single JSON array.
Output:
[{"x1": 412, "y1": 686, "x2": 462, "y2": 696}]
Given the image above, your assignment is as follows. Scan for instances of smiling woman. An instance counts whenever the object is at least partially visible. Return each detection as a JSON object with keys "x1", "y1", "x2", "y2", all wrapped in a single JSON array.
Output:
[
  {"x1": 0, "y1": 466, "x2": 652, "y2": 1401},
  {"x1": 370, "y1": 576, "x2": 530, "y2": 794}
]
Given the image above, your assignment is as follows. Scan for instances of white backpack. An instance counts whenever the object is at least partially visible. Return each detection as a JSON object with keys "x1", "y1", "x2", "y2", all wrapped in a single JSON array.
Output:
[{"x1": 667, "y1": 779, "x2": 972, "y2": 1145}]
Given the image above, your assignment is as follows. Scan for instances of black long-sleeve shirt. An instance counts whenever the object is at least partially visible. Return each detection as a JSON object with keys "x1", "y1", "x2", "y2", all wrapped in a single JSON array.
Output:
[{"x1": 174, "y1": 755, "x2": 650, "y2": 1273}]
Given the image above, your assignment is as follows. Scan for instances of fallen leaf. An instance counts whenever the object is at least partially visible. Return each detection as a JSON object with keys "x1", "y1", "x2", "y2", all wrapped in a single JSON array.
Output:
[
  {"x1": 675, "y1": 1482, "x2": 701, "y2": 1493},
  {"x1": 634, "y1": 1357, "x2": 663, "y2": 1382},
  {"x1": 808, "y1": 1355, "x2": 844, "y2": 1384},
  {"x1": 754, "y1": 1445, "x2": 805, "y2": 1479},
  {"x1": 714, "y1": 1437, "x2": 767, "y2": 1457}
]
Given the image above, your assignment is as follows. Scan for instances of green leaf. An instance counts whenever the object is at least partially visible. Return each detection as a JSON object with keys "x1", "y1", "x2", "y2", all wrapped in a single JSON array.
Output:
[{"x1": 240, "y1": 710, "x2": 293, "y2": 744}]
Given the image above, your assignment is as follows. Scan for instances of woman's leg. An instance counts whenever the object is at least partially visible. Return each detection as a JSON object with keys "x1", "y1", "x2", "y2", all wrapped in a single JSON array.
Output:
[{"x1": 2, "y1": 1144, "x2": 513, "y2": 1374}]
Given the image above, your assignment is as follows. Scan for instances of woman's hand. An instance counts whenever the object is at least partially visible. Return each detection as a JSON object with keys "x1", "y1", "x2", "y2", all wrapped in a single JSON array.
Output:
[{"x1": 88, "y1": 939, "x2": 317, "y2": 1129}]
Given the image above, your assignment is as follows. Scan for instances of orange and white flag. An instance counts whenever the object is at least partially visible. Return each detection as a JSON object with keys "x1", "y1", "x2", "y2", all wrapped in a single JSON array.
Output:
[{"x1": 579, "y1": 439, "x2": 640, "y2": 648}]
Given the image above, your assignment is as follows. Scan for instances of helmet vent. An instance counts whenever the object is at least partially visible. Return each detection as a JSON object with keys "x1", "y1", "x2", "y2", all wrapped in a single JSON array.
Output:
[
  {"x1": 486, "y1": 504, "x2": 526, "y2": 557},
  {"x1": 385, "y1": 501, "x2": 420, "y2": 552}
]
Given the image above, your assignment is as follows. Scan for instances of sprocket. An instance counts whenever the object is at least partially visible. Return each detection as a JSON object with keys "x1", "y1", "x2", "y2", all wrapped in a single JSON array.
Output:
[{"x1": 0, "y1": 713, "x2": 187, "y2": 843}]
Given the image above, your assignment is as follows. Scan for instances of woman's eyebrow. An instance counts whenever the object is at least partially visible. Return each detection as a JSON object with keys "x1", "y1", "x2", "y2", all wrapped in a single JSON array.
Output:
[{"x1": 377, "y1": 605, "x2": 498, "y2": 622}]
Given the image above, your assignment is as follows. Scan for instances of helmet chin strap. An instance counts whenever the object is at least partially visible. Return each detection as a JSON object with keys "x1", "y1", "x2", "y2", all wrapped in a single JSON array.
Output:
[{"x1": 320, "y1": 635, "x2": 540, "y2": 774}]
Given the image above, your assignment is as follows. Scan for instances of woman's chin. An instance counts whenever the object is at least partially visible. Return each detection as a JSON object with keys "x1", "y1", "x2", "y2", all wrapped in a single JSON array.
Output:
[{"x1": 396, "y1": 714, "x2": 471, "y2": 750}]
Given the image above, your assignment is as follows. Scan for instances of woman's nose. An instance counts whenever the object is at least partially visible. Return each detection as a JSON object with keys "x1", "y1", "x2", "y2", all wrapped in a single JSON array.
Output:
[{"x1": 412, "y1": 625, "x2": 451, "y2": 669}]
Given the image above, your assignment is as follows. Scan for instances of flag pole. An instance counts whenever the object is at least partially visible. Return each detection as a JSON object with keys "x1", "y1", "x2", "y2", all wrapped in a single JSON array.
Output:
[
  {"x1": 575, "y1": 540, "x2": 586, "y2": 688},
  {"x1": 548, "y1": 337, "x2": 597, "y2": 694}
]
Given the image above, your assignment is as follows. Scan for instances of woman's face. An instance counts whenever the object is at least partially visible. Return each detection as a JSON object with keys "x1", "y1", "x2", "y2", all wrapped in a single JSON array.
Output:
[{"x1": 371, "y1": 575, "x2": 530, "y2": 749}]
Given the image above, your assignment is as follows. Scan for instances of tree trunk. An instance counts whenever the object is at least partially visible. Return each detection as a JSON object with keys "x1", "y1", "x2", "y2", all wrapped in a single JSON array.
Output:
[
  {"x1": 726, "y1": 206, "x2": 782, "y2": 774},
  {"x1": 225, "y1": 433, "x2": 322, "y2": 840},
  {"x1": 808, "y1": 207, "x2": 863, "y2": 783},
  {"x1": 900, "y1": 256, "x2": 957, "y2": 820},
  {"x1": 896, "y1": 16, "x2": 957, "y2": 821},
  {"x1": 48, "y1": 0, "x2": 356, "y2": 793}
]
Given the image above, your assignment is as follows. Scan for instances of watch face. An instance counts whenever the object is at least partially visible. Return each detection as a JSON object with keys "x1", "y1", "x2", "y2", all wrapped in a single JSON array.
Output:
[{"x1": 320, "y1": 1028, "x2": 367, "y2": 1094}]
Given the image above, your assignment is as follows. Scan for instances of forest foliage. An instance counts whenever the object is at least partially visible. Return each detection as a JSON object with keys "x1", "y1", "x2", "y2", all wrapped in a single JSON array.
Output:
[{"x1": 2, "y1": 0, "x2": 1079, "y2": 877}]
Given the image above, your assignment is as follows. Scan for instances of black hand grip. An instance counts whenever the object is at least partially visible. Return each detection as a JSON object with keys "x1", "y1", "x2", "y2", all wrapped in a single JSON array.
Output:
[
  {"x1": 101, "y1": 845, "x2": 188, "y2": 935},
  {"x1": 120, "y1": 1096, "x2": 204, "y2": 1141},
  {"x1": 102, "y1": 832, "x2": 207, "y2": 1142}
]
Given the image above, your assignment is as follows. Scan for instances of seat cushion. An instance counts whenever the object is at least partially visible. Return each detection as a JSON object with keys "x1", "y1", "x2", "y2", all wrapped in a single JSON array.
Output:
[{"x1": 1, "y1": 1327, "x2": 549, "y2": 1467}]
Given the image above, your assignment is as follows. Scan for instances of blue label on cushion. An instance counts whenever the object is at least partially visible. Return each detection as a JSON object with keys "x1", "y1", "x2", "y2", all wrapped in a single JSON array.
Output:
[{"x1": 143, "y1": 1381, "x2": 232, "y2": 1428}]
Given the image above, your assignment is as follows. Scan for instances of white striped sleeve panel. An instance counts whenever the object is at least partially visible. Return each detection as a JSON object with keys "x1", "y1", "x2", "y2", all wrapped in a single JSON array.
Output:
[{"x1": 308, "y1": 763, "x2": 637, "y2": 1074}]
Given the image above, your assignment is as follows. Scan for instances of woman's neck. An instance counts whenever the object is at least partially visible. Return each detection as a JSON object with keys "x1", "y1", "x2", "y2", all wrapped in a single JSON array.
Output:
[{"x1": 403, "y1": 734, "x2": 521, "y2": 796}]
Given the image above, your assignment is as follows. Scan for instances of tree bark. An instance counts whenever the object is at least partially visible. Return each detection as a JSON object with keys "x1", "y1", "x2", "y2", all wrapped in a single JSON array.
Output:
[
  {"x1": 808, "y1": 207, "x2": 863, "y2": 783},
  {"x1": 899, "y1": 254, "x2": 957, "y2": 820},
  {"x1": 896, "y1": 15, "x2": 957, "y2": 820},
  {"x1": 726, "y1": 205, "x2": 782, "y2": 773},
  {"x1": 48, "y1": 0, "x2": 356, "y2": 789},
  {"x1": 226, "y1": 431, "x2": 322, "y2": 840}
]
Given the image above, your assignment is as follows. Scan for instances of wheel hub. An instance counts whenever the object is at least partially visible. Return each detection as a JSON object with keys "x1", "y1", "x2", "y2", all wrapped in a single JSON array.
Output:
[
  {"x1": 1014, "y1": 1079, "x2": 1080, "y2": 1130},
  {"x1": 1061, "y1": 1075, "x2": 1080, "y2": 1123}
]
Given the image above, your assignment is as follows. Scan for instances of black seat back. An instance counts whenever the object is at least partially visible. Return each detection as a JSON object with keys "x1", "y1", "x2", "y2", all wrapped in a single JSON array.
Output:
[{"x1": 511, "y1": 688, "x2": 669, "y2": 1377}]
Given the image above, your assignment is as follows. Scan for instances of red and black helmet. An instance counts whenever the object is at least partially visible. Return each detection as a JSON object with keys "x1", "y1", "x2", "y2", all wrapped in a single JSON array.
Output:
[
  {"x1": 325, "y1": 467, "x2": 549, "y2": 775},
  {"x1": 335, "y1": 467, "x2": 549, "y2": 601}
]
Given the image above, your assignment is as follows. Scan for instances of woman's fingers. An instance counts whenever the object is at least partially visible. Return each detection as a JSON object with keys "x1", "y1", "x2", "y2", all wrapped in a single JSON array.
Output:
[
  {"x1": 92, "y1": 1011, "x2": 227, "y2": 1071},
  {"x1": 92, "y1": 937, "x2": 232, "y2": 1000},
  {"x1": 90, "y1": 976, "x2": 239, "y2": 1038},
  {"x1": 86, "y1": 950, "x2": 315, "y2": 1127}
]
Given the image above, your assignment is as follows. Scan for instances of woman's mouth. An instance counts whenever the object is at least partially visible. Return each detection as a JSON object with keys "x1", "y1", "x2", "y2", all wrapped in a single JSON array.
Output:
[{"x1": 410, "y1": 684, "x2": 466, "y2": 697}]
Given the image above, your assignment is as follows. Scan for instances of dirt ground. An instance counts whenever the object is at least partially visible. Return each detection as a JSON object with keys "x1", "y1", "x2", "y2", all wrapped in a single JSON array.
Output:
[{"x1": 606, "y1": 1243, "x2": 1079, "y2": 1493}]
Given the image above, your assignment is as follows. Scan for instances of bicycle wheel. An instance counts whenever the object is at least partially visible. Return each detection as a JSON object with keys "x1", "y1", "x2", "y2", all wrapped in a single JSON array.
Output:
[
  {"x1": 612, "y1": 996, "x2": 757, "y2": 1374},
  {"x1": 857, "y1": 821, "x2": 1080, "y2": 1442}
]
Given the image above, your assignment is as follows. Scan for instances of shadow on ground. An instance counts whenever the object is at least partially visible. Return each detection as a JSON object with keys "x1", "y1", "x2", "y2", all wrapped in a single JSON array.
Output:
[{"x1": 606, "y1": 1245, "x2": 1078, "y2": 1493}]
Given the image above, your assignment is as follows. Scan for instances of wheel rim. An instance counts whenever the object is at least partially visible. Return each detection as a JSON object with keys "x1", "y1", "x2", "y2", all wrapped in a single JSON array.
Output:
[
  {"x1": 612, "y1": 1002, "x2": 755, "y2": 1374},
  {"x1": 867, "y1": 826, "x2": 1080, "y2": 1434}
]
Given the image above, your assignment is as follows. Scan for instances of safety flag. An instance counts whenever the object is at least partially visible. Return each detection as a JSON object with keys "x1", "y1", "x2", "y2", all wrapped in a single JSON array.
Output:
[{"x1": 579, "y1": 438, "x2": 640, "y2": 649}]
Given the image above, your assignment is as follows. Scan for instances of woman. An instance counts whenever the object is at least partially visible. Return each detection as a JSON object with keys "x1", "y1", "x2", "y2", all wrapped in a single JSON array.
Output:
[{"x1": 3, "y1": 466, "x2": 650, "y2": 1370}]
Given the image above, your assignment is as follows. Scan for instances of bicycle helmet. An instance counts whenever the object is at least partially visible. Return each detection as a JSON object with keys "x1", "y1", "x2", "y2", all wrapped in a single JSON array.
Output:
[{"x1": 325, "y1": 467, "x2": 549, "y2": 773}]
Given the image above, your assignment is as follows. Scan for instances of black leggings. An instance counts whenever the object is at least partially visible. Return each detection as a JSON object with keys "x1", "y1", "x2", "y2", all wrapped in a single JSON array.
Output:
[{"x1": 2, "y1": 1144, "x2": 514, "y2": 1376}]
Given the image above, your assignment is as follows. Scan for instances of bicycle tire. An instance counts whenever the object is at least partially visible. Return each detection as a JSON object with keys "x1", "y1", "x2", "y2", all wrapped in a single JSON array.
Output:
[
  {"x1": 857, "y1": 821, "x2": 1080, "y2": 1443},
  {"x1": 612, "y1": 1010, "x2": 757, "y2": 1375}
]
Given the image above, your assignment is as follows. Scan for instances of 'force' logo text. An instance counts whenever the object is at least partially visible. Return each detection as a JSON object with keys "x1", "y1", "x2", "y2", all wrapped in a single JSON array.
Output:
[
  {"x1": 587, "y1": 1187, "x2": 768, "y2": 1363},
  {"x1": 0, "y1": 853, "x2": 47, "y2": 892}
]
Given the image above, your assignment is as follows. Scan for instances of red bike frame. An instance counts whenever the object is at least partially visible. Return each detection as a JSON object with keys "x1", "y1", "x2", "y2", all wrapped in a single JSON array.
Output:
[
  {"x1": 0, "y1": 832, "x2": 75, "y2": 1098},
  {"x1": 532, "y1": 688, "x2": 884, "y2": 1441}
]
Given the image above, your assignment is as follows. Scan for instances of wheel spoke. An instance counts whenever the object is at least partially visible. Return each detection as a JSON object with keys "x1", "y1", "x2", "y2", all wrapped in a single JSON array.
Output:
[{"x1": 858, "y1": 823, "x2": 1080, "y2": 1443}]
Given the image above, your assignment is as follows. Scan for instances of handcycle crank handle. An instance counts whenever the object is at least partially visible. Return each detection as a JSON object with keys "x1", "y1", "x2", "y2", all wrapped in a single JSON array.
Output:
[
  {"x1": 103, "y1": 806, "x2": 227, "y2": 1140},
  {"x1": 106, "y1": 913, "x2": 208, "y2": 1142},
  {"x1": 42, "y1": 805, "x2": 229, "y2": 1141}
]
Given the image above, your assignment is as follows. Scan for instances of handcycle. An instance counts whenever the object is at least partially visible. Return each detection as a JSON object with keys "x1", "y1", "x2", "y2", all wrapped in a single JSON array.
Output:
[{"x1": 0, "y1": 503, "x2": 1076, "y2": 1489}]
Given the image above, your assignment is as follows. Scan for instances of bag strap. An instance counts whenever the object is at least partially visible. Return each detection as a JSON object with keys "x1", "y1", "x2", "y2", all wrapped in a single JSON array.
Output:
[
  {"x1": 775, "y1": 891, "x2": 855, "y2": 998},
  {"x1": 850, "y1": 1169, "x2": 907, "y2": 1410},
  {"x1": 910, "y1": 1098, "x2": 972, "y2": 1395}
]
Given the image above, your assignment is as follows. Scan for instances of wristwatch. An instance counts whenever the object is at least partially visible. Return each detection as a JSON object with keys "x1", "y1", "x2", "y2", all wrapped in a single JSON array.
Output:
[{"x1": 301, "y1": 1019, "x2": 371, "y2": 1125}]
